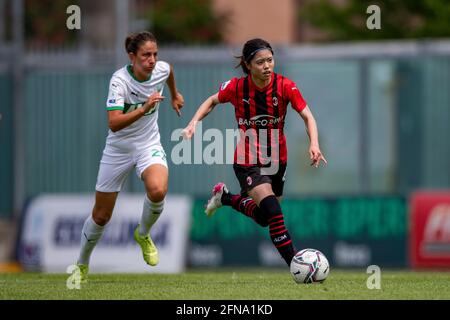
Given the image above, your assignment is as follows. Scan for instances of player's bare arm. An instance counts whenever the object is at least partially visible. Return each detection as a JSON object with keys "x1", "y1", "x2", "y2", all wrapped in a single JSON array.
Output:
[
  {"x1": 167, "y1": 64, "x2": 184, "y2": 116},
  {"x1": 299, "y1": 105, "x2": 327, "y2": 168},
  {"x1": 182, "y1": 92, "x2": 220, "y2": 139},
  {"x1": 108, "y1": 92, "x2": 164, "y2": 132}
]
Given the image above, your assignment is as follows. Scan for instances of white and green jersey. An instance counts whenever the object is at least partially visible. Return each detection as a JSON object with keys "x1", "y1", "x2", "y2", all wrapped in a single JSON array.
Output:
[{"x1": 105, "y1": 61, "x2": 171, "y2": 150}]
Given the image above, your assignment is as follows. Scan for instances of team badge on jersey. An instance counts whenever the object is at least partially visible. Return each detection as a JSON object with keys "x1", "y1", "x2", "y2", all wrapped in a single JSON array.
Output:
[
  {"x1": 246, "y1": 176, "x2": 253, "y2": 186},
  {"x1": 272, "y1": 97, "x2": 278, "y2": 106}
]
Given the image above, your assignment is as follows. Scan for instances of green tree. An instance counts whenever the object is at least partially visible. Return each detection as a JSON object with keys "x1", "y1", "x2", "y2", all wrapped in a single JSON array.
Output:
[
  {"x1": 300, "y1": 0, "x2": 450, "y2": 41},
  {"x1": 147, "y1": 0, "x2": 229, "y2": 44},
  {"x1": 25, "y1": 0, "x2": 80, "y2": 46}
]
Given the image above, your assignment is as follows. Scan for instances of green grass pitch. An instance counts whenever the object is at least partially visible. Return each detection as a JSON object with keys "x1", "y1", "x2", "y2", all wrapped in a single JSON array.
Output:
[{"x1": 1, "y1": 269, "x2": 450, "y2": 300}]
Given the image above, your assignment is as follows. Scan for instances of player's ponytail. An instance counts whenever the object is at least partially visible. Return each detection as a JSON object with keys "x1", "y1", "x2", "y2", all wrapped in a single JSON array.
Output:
[
  {"x1": 235, "y1": 38, "x2": 274, "y2": 74},
  {"x1": 125, "y1": 31, "x2": 157, "y2": 54}
]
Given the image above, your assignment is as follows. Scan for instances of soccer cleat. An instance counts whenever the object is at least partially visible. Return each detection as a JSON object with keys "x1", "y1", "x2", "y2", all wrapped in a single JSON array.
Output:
[
  {"x1": 76, "y1": 263, "x2": 89, "y2": 283},
  {"x1": 134, "y1": 226, "x2": 159, "y2": 266},
  {"x1": 205, "y1": 182, "x2": 228, "y2": 217}
]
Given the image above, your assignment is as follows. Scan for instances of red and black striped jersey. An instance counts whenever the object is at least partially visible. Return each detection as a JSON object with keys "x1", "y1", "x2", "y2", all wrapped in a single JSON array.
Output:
[{"x1": 218, "y1": 73, "x2": 307, "y2": 166}]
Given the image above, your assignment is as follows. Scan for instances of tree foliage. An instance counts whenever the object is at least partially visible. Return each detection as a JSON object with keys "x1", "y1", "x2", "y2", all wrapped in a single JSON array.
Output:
[
  {"x1": 300, "y1": 0, "x2": 450, "y2": 41},
  {"x1": 147, "y1": 0, "x2": 228, "y2": 45},
  {"x1": 25, "y1": 0, "x2": 79, "y2": 45}
]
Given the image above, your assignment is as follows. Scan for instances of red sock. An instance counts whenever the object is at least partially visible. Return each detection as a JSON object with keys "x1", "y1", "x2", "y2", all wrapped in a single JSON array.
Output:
[
  {"x1": 259, "y1": 195, "x2": 296, "y2": 266},
  {"x1": 230, "y1": 195, "x2": 268, "y2": 227}
]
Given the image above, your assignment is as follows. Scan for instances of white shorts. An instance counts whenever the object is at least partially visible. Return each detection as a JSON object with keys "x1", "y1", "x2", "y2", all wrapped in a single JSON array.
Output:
[{"x1": 95, "y1": 143, "x2": 168, "y2": 192}]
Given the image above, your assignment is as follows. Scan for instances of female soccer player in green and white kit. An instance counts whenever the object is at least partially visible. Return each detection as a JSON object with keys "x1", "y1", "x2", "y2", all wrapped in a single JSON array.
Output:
[{"x1": 73, "y1": 31, "x2": 184, "y2": 282}]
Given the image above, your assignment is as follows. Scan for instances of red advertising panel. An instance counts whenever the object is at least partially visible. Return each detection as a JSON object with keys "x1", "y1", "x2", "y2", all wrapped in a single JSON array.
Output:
[{"x1": 410, "y1": 191, "x2": 450, "y2": 268}]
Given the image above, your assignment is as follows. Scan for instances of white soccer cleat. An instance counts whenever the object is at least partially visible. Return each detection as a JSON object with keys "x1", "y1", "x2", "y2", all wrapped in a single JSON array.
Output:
[{"x1": 205, "y1": 182, "x2": 228, "y2": 217}]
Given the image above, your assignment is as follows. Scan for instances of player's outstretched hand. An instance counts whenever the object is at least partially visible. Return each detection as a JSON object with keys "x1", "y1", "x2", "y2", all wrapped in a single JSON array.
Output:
[
  {"x1": 309, "y1": 145, "x2": 327, "y2": 168},
  {"x1": 181, "y1": 122, "x2": 196, "y2": 140},
  {"x1": 172, "y1": 92, "x2": 184, "y2": 117},
  {"x1": 145, "y1": 92, "x2": 165, "y2": 113}
]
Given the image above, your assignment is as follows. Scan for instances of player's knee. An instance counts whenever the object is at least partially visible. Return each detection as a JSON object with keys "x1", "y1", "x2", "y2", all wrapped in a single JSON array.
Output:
[
  {"x1": 252, "y1": 206, "x2": 269, "y2": 227},
  {"x1": 92, "y1": 206, "x2": 113, "y2": 226},
  {"x1": 147, "y1": 187, "x2": 167, "y2": 203},
  {"x1": 259, "y1": 195, "x2": 282, "y2": 221},
  {"x1": 92, "y1": 212, "x2": 111, "y2": 226}
]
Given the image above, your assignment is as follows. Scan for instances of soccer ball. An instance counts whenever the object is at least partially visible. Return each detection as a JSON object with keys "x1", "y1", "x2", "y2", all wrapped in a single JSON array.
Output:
[{"x1": 290, "y1": 248, "x2": 330, "y2": 284}]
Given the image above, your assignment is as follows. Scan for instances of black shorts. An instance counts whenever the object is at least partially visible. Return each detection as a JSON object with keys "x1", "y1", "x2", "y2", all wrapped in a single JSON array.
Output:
[{"x1": 233, "y1": 163, "x2": 287, "y2": 197}]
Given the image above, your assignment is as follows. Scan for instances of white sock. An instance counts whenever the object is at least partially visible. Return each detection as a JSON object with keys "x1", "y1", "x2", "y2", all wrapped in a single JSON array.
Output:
[
  {"x1": 77, "y1": 216, "x2": 105, "y2": 265},
  {"x1": 138, "y1": 196, "x2": 164, "y2": 236}
]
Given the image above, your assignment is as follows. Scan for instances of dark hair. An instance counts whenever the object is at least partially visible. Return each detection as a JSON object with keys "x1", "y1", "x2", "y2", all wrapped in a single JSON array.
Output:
[
  {"x1": 125, "y1": 31, "x2": 157, "y2": 54},
  {"x1": 236, "y1": 38, "x2": 274, "y2": 74}
]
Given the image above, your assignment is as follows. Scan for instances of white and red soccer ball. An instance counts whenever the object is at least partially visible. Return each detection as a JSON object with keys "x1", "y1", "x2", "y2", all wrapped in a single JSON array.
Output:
[{"x1": 290, "y1": 248, "x2": 330, "y2": 284}]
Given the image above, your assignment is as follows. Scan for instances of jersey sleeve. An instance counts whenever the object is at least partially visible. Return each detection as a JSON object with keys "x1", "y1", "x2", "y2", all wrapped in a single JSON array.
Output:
[
  {"x1": 217, "y1": 78, "x2": 237, "y2": 104},
  {"x1": 106, "y1": 76, "x2": 126, "y2": 111},
  {"x1": 285, "y1": 79, "x2": 307, "y2": 113},
  {"x1": 156, "y1": 61, "x2": 171, "y2": 84}
]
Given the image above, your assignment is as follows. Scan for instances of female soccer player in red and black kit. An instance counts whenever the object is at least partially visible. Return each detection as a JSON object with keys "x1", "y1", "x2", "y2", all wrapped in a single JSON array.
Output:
[{"x1": 182, "y1": 38, "x2": 327, "y2": 267}]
